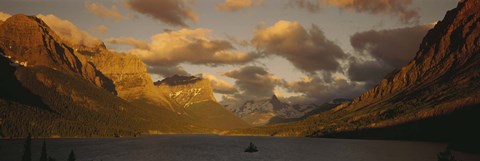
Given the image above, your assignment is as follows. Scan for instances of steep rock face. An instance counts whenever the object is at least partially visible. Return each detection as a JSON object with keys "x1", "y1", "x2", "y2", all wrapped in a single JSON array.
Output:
[
  {"x1": 0, "y1": 14, "x2": 112, "y2": 90},
  {"x1": 229, "y1": 95, "x2": 318, "y2": 125},
  {"x1": 155, "y1": 75, "x2": 216, "y2": 109},
  {"x1": 87, "y1": 49, "x2": 173, "y2": 109}
]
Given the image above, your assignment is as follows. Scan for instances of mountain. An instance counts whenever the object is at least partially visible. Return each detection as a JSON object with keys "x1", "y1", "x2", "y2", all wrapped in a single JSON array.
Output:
[
  {"x1": 0, "y1": 14, "x2": 113, "y2": 91},
  {"x1": 227, "y1": 0, "x2": 480, "y2": 152},
  {"x1": 155, "y1": 75, "x2": 216, "y2": 109},
  {"x1": 0, "y1": 14, "x2": 247, "y2": 138},
  {"x1": 227, "y1": 95, "x2": 319, "y2": 125},
  {"x1": 267, "y1": 98, "x2": 350, "y2": 124},
  {"x1": 85, "y1": 48, "x2": 177, "y2": 111},
  {"x1": 155, "y1": 75, "x2": 249, "y2": 129}
]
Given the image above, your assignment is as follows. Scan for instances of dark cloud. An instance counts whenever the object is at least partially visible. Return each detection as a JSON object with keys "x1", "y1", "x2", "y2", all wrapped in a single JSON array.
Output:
[
  {"x1": 147, "y1": 66, "x2": 190, "y2": 78},
  {"x1": 284, "y1": 75, "x2": 364, "y2": 104},
  {"x1": 346, "y1": 24, "x2": 433, "y2": 89},
  {"x1": 347, "y1": 58, "x2": 395, "y2": 89},
  {"x1": 288, "y1": 0, "x2": 420, "y2": 24},
  {"x1": 350, "y1": 24, "x2": 433, "y2": 69},
  {"x1": 252, "y1": 20, "x2": 346, "y2": 73},
  {"x1": 126, "y1": 0, "x2": 197, "y2": 27},
  {"x1": 223, "y1": 66, "x2": 282, "y2": 100}
]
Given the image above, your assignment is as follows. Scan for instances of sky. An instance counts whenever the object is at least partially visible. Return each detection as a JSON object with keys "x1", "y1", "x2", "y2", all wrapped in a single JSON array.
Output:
[{"x1": 0, "y1": 0, "x2": 460, "y2": 105}]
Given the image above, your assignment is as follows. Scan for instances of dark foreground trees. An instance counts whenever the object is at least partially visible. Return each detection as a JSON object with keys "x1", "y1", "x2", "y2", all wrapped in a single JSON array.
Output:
[
  {"x1": 68, "y1": 150, "x2": 76, "y2": 161},
  {"x1": 21, "y1": 134, "x2": 31, "y2": 161}
]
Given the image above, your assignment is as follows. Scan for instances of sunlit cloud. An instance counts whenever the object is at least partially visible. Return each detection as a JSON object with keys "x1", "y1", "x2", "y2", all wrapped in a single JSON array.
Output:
[
  {"x1": 119, "y1": 28, "x2": 259, "y2": 67},
  {"x1": 84, "y1": 2, "x2": 128, "y2": 20},
  {"x1": 106, "y1": 37, "x2": 150, "y2": 50},
  {"x1": 202, "y1": 73, "x2": 238, "y2": 94},
  {"x1": 0, "y1": 12, "x2": 11, "y2": 21},
  {"x1": 36, "y1": 14, "x2": 102, "y2": 48},
  {"x1": 216, "y1": 0, "x2": 263, "y2": 12}
]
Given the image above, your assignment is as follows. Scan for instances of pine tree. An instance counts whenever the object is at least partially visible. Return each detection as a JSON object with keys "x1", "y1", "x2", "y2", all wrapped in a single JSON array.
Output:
[
  {"x1": 39, "y1": 140, "x2": 47, "y2": 161},
  {"x1": 68, "y1": 150, "x2": 75, "y2": 161},
  {"x1": 21, "y1": 133, "x2": 32, "y2": 161}
]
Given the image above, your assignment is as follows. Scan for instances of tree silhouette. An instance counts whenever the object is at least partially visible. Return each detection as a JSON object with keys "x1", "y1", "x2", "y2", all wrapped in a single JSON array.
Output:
[
  {"x1": 21, "y1": 133, "x2": 32, "y2": 161},
  {"x1": 39, "y1": 140, "x2": 47, "y2": 161},
  {"x1": 68, "y1": 150, "x2": 76, "y2": 161}
]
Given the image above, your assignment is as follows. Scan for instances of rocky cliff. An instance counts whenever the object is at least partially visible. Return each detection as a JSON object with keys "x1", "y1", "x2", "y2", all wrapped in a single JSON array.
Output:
[
  {"x1": 87, "y1": 48, "x2": 174, "y2": 110},
  {"x1": 0, "y1": 14, "x2": 114, "y2": 91}
]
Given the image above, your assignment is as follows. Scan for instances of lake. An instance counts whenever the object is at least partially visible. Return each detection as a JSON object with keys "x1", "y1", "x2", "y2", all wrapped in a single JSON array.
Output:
[{"x1": 1, "y1": 135, "x2": 479, "y2": 161}]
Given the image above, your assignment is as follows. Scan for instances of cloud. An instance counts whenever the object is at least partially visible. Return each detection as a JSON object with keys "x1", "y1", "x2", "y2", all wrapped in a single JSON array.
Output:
[
  {"x1": 36, "y1": 14, "x2": 102, "y2": 48},
  {"x1": 252, "y1": 20, "x2": 346, "y2": 73},
  {"x1": 346, "y1": 24, "x2": 433, "y2": 88},
  {"x1": 201, "y1": 73, "x2": 238, "y2": 94},
  {"x1": 105, "y1": 37, "x2": 149, "y2": 50},
  {"x1": 223, "y1": 66, "x2": 283, "y2": 100},
  {"x1": 216, "y1": 0, "x2": 263, "y2": 12},
  {"x1": 327, "y1": 0, "x2": 419, "y2": 23},
  {"x1": 128, "y1": 28, "x2": 259, "y2": 67},
  {"x1": 95, "y1": 25, "x2": 108, "y2": 34},
  {"x1": 126, "y1": 0, "x2": 198, "y2": 27},
  {"x1": 289, "y1": 0, "x2": 419, "y2": 24},
  {"x1": 147, "y1": 66, "x2": 190, "y2": 78},
  {"x1": 287, "y1": 0, "x2": 321, "y2": 13},
  {"x1": 84, "y1": 2, "x2": 127, "y2": 20},
  {"x1": 347, "y1": 59, "x2": 394, "y2": 89},
  {"x1": 350, "y1": 24, "x2": 433, "y2": 69},
  {"x1": 0, "y1": 12, "x2": 11, "y2": 21},
  {"x1": 284, "y1": 75, "x2": 364, "y2": 104}
]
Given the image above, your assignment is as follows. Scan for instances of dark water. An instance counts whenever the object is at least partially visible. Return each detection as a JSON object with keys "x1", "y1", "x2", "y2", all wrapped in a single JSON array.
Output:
[{"x1": 0, "y1": 135, "x2": 479, "y2": 161}]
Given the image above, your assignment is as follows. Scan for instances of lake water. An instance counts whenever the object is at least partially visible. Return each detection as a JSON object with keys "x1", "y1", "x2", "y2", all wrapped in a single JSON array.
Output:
[{"x1": 0, "y1": 135, "x2": 479, "y2": 161}]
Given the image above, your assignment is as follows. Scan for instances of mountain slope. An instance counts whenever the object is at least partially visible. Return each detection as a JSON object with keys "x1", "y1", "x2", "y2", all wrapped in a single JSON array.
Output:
[{"x1": 227, "y1": 0, "x2": 480, "y2": 147}]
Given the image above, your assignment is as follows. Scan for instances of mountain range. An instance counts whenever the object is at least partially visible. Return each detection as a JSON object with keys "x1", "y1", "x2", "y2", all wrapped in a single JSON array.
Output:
[
  {"x1": 0, "y1": 14, "x2": 247, "y2": 138},
  {"x1": 225, "y1": 95, "x2": 348, "y2": 126},
  {"x1": 0, "y1": 0, "x2": 478, "y2": 153}
]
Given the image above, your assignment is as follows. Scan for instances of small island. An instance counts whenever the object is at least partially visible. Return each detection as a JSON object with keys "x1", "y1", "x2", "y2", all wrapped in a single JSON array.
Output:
[{"x1": 244, "y1": 142, "x2": 259, "y2": 153}]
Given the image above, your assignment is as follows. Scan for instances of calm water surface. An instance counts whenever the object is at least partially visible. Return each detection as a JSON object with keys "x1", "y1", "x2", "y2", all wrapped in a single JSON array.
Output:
[{"x1": 0, "y1": 135, "x2": 479, "y2": 161}]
